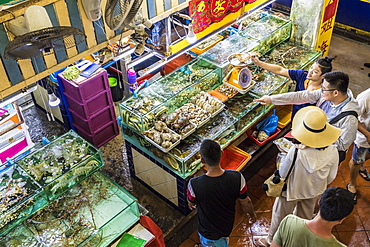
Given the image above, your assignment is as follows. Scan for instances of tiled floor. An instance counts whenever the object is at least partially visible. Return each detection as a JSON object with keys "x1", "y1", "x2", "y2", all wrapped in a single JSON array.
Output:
[{"x1": 179, "y1": 147, "x2": 370, "y2": 247}]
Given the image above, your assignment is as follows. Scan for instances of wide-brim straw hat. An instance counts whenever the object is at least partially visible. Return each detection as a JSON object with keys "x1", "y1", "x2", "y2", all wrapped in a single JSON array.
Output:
[{"x1": 291, "y1": 106, "x2": 341, "y2": 148}]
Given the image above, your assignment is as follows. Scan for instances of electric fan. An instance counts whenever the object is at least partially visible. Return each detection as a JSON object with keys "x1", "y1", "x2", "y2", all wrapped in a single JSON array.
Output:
[
  {"x1": 4, "y1": 5, "x2": 86, "y2": 60},
  {"x1": 104, "y1": 0, "x2": 144, "y2": 31}
]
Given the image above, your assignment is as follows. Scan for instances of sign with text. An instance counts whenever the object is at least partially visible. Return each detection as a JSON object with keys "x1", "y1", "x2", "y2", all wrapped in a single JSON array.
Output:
[{"x1": 316, "y1": 0, "x2": 339, "y2": 56}]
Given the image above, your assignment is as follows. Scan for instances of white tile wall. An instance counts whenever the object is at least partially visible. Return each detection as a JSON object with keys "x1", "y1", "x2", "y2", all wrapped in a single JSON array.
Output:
[{"x1": 133, "y1": 152, "x2": 178, "y2": 205}]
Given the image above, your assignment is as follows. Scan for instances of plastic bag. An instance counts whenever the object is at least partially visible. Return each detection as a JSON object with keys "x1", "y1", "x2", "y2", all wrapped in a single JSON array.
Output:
[
  {"x1": 276, "y1": 152, "x2": 287, "y2": 170},
  {"x1": 256, "y1": 109, "x2": 279, "y2": 136}
]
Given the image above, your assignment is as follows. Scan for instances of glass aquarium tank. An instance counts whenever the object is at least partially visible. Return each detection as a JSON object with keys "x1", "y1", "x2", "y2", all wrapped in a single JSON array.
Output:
[
  {"x1": 201, "y1": 34, "x2": 259, "y2": 67},
  {"x1": 251, "y1": 42, "x2": 321, "y2": 96},
  {"x1": 0, "y1": 224, "x2": 42, "y2": 247},
  {"x1": 119, "y1": 59, "x2": 222, "y2": 132},
  {"x1": 122, "y1": 126, "x2": 204, "y2": 178},
  {"x1": 22, "y1": 171, "x2": 140, "y2": 247},
  {"x1": 195, "y1": 111, "x2": 237, "y2": 140},
  {"x1": 0, "y1": 163, "x2": 48, "y2": 236},
  {"x1": 15, "y1": 130, "x2": 103, "y2": 201},
  {"x1": 236, "y1": 103, "x2": 266, "y2": 132},
  {"x1": 224, "y1": 93, "x2": 259, "y2": 118},
  {"x1": 240, "y1": 14, "x2": 292, "y2": 55}
]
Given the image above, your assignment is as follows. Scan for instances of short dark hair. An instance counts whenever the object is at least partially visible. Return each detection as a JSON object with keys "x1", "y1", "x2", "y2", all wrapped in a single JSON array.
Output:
[
  {"x1": 319, "y1": 187, "x2": 354, "y2": 221},
  {"x1": 324, "y1": 71, "x2": 349, "y2": 94},
  {"x1": 200, "y1": 139, "x2": 221, "y2": 166},
  {"x1": 315, "y1": 56, "x2": 334, "y2": 75}
]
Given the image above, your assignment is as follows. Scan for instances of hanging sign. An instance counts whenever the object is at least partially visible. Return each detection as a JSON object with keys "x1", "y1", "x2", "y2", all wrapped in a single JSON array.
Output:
[
  {"x1": 189, "y1": 0, "x2": 212, "y2": 33},
  {"x1": 210, "y1": 0, "x2": 229, "y2": 22},
  {"x1": 229, "y1": 0, "x2": 244, "y2": 13},
  {"x1": 316, "y1": 0, "x2": 339, "y2": 56}
]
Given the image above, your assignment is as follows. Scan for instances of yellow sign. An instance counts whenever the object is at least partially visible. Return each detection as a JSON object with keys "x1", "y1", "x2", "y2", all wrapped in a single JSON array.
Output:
[
  {"x1": 316, "y1": 0, "x2": 339, "y2": 56},
  {"x1": 360, "y1": 0, "x2": 370, "y2": 3}
]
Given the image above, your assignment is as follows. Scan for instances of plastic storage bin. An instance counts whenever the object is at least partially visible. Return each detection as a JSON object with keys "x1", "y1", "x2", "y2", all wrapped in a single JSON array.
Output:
[
  {"x1": 275, "y1": 105, "x2": 292, "y2": 128},
  {"x1": 74, "y1": 120, "x2": 119, "y2": 147},
  {"x1": 59, "y1": 69, "x2": 110, "y2": 103},
  {"x1": 64, "y1": 90, "x2": 112, "y2": 119},
  {"x1": 247, "y1": 127, "x2": 281, "y2": 146},
  {"x1": 220, "y1": 149, "x2": 248, "y2": 171},
  {"x1": 70, "y1": 106, "x2": 116, "y2": 133},
  {"x1": 226, "y1": 145, "x2": 252, "y2": 171}
]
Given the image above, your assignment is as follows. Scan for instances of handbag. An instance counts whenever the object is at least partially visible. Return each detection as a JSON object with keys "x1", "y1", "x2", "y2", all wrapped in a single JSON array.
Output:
[{"x1": 262, "y1": 148, "x2": 298, "y2": 197}]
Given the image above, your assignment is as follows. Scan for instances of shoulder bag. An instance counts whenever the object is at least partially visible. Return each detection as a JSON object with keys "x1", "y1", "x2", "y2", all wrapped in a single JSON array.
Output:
[{"x1": 262, "y1": 148, "x2": 298, "y2": 197}]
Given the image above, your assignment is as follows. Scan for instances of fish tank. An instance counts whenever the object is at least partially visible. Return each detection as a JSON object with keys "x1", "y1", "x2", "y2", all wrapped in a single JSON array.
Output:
[
  {"x1": 0, "y1": 224, "x2": 42, "y2": 246},
  {"x1": 236, "y1": 104, "x2": 266, "y2": 132},
  {"x1": 4, "y1": 171, "x2": 140, "y2": 247},
  {"x1": 122, "y1": 126, "x2": 203, "y2": 178},
  {"x1": 119, "y1": 59, "x2": 222, "y2": 133},
  {"x1": 239, "y1": 14, "x2": 292, "y2": 55},
  {"x1": 195, "y1": 111, "x2": 237, "y2": 141},
  {"x1": 15, "y1": 130, "x2": 103, "y2": 201},
  {"x1": 201, "y1": 34, "x2": 259, "y2": 68},
  {"x1": 224, "y1": 93, "x2": 259, "y2": 118},
  {"x1": 0, "y1": 163, "x2": 48, "y2": 236},
  {"x1": 251, "y1": 42, "x2": 321, "y2": 96}
]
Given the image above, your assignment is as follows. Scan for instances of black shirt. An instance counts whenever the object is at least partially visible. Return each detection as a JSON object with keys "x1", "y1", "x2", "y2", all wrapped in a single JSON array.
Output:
[{"x1": 187, "y1": 170, "x2": 248, "y2": 240}]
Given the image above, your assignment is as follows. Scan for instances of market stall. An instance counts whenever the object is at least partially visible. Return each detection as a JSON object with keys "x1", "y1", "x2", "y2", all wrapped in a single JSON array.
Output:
[{"x1": 120, "y1": 9, "x2": 322, "y2": 214}]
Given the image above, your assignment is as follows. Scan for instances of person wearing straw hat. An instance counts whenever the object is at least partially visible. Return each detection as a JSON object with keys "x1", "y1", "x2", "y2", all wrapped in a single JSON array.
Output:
[{"x1": 256, "y1": 106, "x2": 341, "y2": 247}]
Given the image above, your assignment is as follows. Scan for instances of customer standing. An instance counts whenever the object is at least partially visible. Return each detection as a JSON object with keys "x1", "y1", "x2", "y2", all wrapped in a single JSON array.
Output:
[
  {"x1": 187, "y1": 139, "x2": 256, "y2": 247},
  {"x1": 271, "y1": 187, "x2": 355, "y2": 247},
  {"x1": 257, "y1": 106, "x2": 341, "y2": 247},
  {"x1": 255, "y1": 71, "x2": 359, "y2": 165},
  {"x1": 347, "y1": 88, "x2": 370, "y2": 201},
  {"x1": 251, "y1": 56, "x2": 334, "y2": 117}
]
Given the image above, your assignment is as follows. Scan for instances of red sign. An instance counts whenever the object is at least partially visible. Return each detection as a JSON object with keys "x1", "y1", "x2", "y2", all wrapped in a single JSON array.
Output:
[
  {"x1": 210, "y1": 0, "x2": 229, "y2": 22},
  {"x1": 189, "y1": 0, "x2": 212, "y2": 33},
  {"x1": 323, "y1": 0, "x2": 338, "y2": 23},
  {"x1": 229, "y1": 0, "x2": 244, "y2": 12}
]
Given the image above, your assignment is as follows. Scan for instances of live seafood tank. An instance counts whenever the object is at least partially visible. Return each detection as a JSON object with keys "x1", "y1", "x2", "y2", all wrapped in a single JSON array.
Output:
[
  {"x1": 119, "y1": 58, "x2": 222, "y2": 133},
  {"x1": 251, "y1": 42, "x2": 322, "y2": 96},
  {"x1": 201, "y1": 34, "x2": 259, "y2": 68},
  {"x1": 0, "y1": 130, "x2": 105, "y2": 236},
  {"x1": 0, "y1": 171, "x2": 140, "y2": 247},
  {"x1": 0, "y1": 163, "x2": 48, "y2": 236},
  {"x1": 15, "y1": 130, "x2": 104, "y2": 201},
  {"x1": 239, "y1": 14, "x2": 292, "y2": 55}
]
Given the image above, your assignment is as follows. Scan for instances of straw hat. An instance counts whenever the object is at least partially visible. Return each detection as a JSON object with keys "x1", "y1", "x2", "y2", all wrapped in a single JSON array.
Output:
[{"x1": 291, "y1": 106, "x2": 341, "y2": 148}]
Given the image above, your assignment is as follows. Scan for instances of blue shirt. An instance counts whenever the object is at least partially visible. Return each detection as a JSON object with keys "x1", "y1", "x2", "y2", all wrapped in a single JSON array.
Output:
[
  {"x1": 320, "y1": 95, "x2": 351, "y2": 122},
  {"x1": 288, "y1": 70, "x2": 316, "y2": 117}
]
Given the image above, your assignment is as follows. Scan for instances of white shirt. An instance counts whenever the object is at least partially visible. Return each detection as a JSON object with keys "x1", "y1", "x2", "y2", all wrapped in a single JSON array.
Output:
[
  {"x1": 354, "y1": 88, "x2": 370, "y2": 148},
  {"x1": 280, "y1": 144, "x2": 339, "y2": 201}
]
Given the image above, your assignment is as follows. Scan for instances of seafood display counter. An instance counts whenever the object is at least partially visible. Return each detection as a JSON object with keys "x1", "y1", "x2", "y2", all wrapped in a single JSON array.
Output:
[
  {"x1": 120, "y1": 12, "x2": 321, "y2": 215},
  {"x1": 0, "y1": 130, "x2": 140, "y2": 246}
]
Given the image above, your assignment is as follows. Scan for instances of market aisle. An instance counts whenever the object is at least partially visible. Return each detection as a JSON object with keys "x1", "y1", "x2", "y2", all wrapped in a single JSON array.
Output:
[{"x1": 179, "y1": 149, "x2": 370, "y2": 247}]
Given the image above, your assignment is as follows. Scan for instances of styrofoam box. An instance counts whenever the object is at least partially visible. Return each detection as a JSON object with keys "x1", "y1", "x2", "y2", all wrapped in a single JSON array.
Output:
[
  {"x1": 65, "y1": 90, "x2": 113, "y2": 119},
  {"x1": 70, "y1": 105, "x2": 116, "y2": 133}
]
